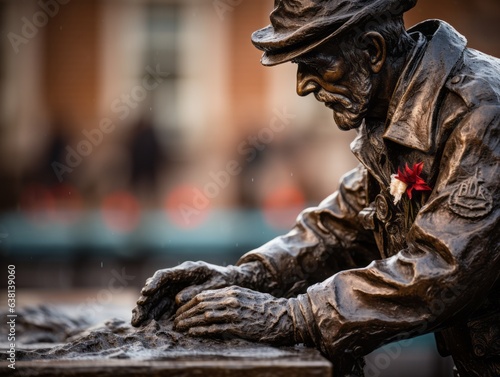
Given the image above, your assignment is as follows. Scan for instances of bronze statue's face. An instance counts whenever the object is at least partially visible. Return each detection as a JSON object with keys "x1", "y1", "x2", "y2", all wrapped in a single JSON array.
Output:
[{"x1": 294, "y1": 46, "x2": 373, "y2": 130}]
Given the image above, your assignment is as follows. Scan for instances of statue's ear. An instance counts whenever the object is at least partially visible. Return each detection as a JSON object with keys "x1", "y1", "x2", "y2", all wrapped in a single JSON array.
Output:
[{"x1": 360, "y1": 32, "x2": 386, "y2": 74}]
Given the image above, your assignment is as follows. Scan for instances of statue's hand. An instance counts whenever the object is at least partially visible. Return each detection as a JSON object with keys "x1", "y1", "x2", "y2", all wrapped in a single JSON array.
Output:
[
  {"x1": 132, "y1": 261, "x2": 248, "y2": 327},
  {"x1": 174, "y1": 286, "x2": 294, "y2": 345}
]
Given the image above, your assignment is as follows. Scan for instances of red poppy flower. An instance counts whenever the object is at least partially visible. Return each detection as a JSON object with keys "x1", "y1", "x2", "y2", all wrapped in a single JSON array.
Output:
[{"x1": 394, "y1": 162, "x2": 432, "y2": 200}]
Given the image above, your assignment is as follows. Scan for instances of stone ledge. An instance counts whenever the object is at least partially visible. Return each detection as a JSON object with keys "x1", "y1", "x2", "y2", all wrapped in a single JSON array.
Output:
[{"x1": 1, "y1": 352, "x2": 332, "y2": 377}]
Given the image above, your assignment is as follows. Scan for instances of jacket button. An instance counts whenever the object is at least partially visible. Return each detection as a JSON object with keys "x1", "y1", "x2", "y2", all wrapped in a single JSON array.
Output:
[
  {"x1": 386, "y1": 223, "x2": 399, "y2": 234},
  {"x1": 375, "y1": 194, "x2": 391, "y2": 222},
  {"x1": 450, "y1": 75, "x2": 461, "y2": 85},
  {"x1": 473, "y1": 345, "x2": 486, "y2": 357}
]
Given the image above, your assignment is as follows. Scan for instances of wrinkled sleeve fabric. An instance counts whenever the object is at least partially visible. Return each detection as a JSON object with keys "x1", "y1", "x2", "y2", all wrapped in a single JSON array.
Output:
[
  {"x1": 288, "y1": 105, "x2": 500, "y2": 359},
  {"x1": 237, "y1": 165, "x2": 379, "y2": 297}
]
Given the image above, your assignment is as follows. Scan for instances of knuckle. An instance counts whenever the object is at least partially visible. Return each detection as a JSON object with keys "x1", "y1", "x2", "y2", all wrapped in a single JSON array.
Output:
[
  {"x1": 152, "y1": 270, "x2": 165, "y2": 280},
  {"x1": 209, "y1": 324, "x2": 220, "y2": 333},
  {"x1": 192, "y1": 299, "x2": 207, "y2": 310},
  {"x1": 194, "y1": 292, "x2": 206, "y2": 302},
  {"x1": 227, "y1": 298, "x2": 239, "y2": 308},
  {"x1": 226, "y1": 286, "x2": 238, "y2": 296},
  {"x1": 182, "y1": 261, "x2": 203, "y2": 269}
]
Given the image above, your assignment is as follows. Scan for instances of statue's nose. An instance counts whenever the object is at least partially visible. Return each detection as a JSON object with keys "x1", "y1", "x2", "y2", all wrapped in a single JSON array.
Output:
[{"x1": 296, "y1": 66, "x2": 320, "y2": 97}]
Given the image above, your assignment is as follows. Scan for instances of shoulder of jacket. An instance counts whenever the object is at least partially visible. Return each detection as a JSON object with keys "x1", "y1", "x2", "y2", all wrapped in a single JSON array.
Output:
[{"x1": 445, "y1": 48, "x2": 500, "y2": 109}]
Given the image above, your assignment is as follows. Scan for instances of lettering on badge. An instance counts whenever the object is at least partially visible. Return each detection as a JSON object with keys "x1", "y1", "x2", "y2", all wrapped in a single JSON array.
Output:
[{"x1": 448, "y1": 169, "x2": 493, "y2": 219}]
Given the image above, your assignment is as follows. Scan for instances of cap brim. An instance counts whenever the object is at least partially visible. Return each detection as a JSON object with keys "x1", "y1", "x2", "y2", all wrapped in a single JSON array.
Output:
[
  {"x1": 258, "y1": 30, "x2": 339, "y2": 66},
  {"x1": 252, "y1": 10, "x2": 366, "y2": 66},
  {"x1": 252, "y1": 0, "x2": 418, "y2": 66}
]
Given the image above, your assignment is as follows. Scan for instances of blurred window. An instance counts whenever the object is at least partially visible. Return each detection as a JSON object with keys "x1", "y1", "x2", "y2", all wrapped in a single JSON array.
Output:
[{"x1": 146, "y1": 3, "x2": 181, "y2": 138}]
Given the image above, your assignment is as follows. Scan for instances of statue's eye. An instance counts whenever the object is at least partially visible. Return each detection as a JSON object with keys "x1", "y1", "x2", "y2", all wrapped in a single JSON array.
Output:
[
  {"x1": 299, "y1": 59, "x2": 322, "y2": 71},
  {"x1": 295, "y1": 59, "x2": 326, "y2": 75}
]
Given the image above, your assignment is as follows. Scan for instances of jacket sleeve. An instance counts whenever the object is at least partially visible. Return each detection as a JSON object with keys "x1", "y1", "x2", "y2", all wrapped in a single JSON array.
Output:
[
  {"x1": 237, "y1": 164, "x2": 379, "y2": 297},
  {"x1": 287, "y1": 105, "x2": 500, "y2": 359}
]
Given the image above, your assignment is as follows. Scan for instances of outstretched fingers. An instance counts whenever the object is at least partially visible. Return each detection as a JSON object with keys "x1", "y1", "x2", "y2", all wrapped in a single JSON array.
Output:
[
  {"x1": 187, "y1": 323, "x2": 244, "y2": 338},
  {"x1": 175, "y1": 309, "x2": 239, "y2": 331},
  {"x1": 175, "y1": 291, "x2": 216, "y2": 317},
  {"x1": 174, "y1": 291, "x2": 240, "y2": 330}
]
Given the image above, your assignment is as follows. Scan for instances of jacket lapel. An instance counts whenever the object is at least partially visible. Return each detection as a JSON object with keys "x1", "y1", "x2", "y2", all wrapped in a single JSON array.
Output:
[{"x1": 383, "y1": 20, "x2": 467, "y2": 153}]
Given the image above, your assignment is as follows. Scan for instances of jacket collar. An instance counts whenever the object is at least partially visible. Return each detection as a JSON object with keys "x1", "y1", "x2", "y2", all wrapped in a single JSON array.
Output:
[{"x1": 383, "y1": 20, "x2": 467, "y2": 152}]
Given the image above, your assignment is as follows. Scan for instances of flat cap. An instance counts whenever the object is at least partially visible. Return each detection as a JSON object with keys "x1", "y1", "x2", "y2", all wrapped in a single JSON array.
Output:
[{"x1": 252, "y1": 0, "x2": 417, "y2": 66}]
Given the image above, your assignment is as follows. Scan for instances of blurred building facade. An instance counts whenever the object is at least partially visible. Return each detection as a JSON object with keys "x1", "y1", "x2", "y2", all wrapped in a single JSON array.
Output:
[{"x1": 1, "y1": 0, "x2": 499, "y2": 215}]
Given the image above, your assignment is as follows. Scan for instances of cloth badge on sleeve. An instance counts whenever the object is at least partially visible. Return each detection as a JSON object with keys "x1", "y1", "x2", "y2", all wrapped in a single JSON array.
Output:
[{"x1": 449, "y1": 169, "x2": 493, "y2": 219}]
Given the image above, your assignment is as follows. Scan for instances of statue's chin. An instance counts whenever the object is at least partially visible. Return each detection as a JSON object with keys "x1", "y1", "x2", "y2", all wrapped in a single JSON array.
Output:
[{"x1": 333, "y1": 111, "x2": 364, "y2": 131}]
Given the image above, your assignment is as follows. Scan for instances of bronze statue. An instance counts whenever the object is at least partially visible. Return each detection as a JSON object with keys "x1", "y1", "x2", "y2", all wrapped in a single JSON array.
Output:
[{"x1": 132, "y1": 1, "x2": 500, "y2": 376}]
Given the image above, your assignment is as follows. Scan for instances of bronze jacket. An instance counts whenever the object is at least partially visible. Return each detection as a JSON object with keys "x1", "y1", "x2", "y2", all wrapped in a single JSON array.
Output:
[{"x1": 237, "y1": 20, "x2": 500, "y2": 376}]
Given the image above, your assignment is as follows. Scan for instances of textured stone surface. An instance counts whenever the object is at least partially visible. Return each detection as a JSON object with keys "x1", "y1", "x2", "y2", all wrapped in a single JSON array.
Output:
[{"x1": 0, "y1": 306, "x2": 331, "y2": 377}]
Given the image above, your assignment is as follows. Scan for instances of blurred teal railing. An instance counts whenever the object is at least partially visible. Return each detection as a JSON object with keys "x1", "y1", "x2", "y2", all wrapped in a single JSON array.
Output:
[{"x1": 0, "y1": 209, "x2": 294, "y2": 253}]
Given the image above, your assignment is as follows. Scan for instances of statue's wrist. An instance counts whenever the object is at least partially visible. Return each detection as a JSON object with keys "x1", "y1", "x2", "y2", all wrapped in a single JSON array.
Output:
[
  {"x1": 230, "y1": 261, "x2": 273, "y2": 291},
  {"x1": 261, "y1": 297, "x2": 295, "y2": 345},
  {"x1": 287, "y1": 296, "x2": 315, "y2": 346}
]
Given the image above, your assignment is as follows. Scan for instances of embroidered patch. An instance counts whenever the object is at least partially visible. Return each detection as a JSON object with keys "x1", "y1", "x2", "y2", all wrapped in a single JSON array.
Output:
[{"x1": 449, "y1": 170, "x2": 493, "y2": 219}]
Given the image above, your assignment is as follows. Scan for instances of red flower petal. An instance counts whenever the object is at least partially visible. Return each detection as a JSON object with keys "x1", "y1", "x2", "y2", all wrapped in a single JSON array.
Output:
[
  {"x1": 414, "y1": 184, "x2": 432, "y2": 191},
  {"x1": 404, "y1": 163, "x2": 413, "y2": 177},
  {"x1": 406, "y1": 187, "x2": 414, "y2": 199},
  {"x1": 415, "y1": 177, "x2": 426, "y2": 185},
  {"x1": 414, "y1": 162, "x2": 424, "y2": 176},
  {"x1": 394, "y1": 162, "x2": 432, "y2": 201}
]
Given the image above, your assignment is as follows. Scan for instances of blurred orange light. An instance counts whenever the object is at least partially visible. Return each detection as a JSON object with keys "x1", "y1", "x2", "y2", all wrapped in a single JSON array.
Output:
[
  {"x1": 164, "y1": 185, "x2": 211, "y2": 229},
  {"x1": 101, "y1": 191, "x2": 141, "y2": 233},
  {"x1": 263, "y1": 185, "x2": 306, "y2": 230}
]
